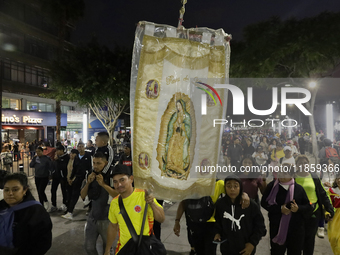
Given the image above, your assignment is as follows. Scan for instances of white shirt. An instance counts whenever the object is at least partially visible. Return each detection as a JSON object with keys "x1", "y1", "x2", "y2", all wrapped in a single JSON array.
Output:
[{"x1": 281, "y1": 156, "x2": 295, "y2": 165}]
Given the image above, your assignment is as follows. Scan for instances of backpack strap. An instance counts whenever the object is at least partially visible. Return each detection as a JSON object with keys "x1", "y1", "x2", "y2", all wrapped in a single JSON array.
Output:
[{"x1": 12, "y1": 200, "x2": 40, "y2": 211}]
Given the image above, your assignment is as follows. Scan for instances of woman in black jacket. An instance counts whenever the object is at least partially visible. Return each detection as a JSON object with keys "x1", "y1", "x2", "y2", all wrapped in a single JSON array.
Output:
[
  {"x1": 261, "y1": 163, "x2": 313, "y2": 255},
  {"x1": 0, "y1": 172, "x2": 52, "y2": 255},
  {"x1": 214, "y1": 174, "x2": 266, "y2": 255}
]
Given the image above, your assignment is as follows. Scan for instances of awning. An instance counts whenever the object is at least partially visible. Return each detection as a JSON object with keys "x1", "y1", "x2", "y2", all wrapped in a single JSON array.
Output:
[{"x1": 2, "y1": 125, "x2": 44, "y2": 130}]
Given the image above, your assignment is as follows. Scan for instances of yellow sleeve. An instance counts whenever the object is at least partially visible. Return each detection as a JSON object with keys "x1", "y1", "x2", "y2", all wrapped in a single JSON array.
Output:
[
  {"x1": 108, "y1": 199, "x2": 118, "y2": 224},
  {"x1": 211, "y1": 180, "x2": 225, "y2": 203}
]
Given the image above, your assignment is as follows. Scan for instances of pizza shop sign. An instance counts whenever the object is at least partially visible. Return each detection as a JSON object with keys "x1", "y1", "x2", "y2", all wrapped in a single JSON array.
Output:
[{"x1": 2, "y1": 114, "x2": 43, "y2": 124}]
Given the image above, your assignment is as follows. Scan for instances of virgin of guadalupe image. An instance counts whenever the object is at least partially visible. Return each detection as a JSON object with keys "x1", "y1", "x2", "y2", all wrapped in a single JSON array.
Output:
[{"x1": 162, "y1": 99, "x2": 192, "y2": 179}]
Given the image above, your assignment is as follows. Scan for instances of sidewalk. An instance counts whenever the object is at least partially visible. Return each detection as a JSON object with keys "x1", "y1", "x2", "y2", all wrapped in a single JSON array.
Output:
[{"x1": 27, "y1": 154, "x2": 333, "y2": 255}]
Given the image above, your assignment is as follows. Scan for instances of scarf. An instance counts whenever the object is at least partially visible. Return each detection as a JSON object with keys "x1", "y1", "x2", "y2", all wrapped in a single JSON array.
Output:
[{"x1": 266, "y1": 178, "x2": 295, "y2": 245}]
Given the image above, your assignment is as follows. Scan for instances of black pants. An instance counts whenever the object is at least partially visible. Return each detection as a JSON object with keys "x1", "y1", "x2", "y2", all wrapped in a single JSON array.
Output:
[
  {"x1": 185, "y1": 212, "x2": 194, "y2": 247},
  {"x1": 269, "y1": 221, "x2": 304, "y2": 255},
  {"x1": 35, "y1": 177, "x2": 49, "y2": 204},
  {"x1": 187, "y1": 221, "x2": 217, "y2": 255},
  {"x1": 67, "y1": 176, "x2": 84, "y2": 213},
  {"x1": 51, "y1": 177, "x2": 68, "y2": 207},
  {"x1": 153, "y1": 200, "x2": 163, "y2": 240},
  {"x1": 303, "y1": 208, "x2": 321, "y2": 255}
]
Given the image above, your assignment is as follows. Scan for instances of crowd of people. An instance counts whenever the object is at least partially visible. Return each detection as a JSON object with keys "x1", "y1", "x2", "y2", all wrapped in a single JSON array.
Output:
[{"x1": 0, "y1": 129, "x2": 340, "y2": 255}]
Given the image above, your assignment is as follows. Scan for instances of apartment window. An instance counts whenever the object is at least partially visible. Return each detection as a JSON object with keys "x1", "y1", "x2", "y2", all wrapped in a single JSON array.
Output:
[
  {"x1": 2, "y1": 97, "x2": 20, "y2": 110},
  {"x1": 46, "y1": 104, "x2": 54, "y2": 112},
  {"x1": 27, "y1": 101, "x2": 38, "y2": 111},
  {"x1": 27, "y1": 101, "x2": 54, "y2": 112},
  {"x1": 61, "y1": 106, "x2": 73, "y2": 114}
]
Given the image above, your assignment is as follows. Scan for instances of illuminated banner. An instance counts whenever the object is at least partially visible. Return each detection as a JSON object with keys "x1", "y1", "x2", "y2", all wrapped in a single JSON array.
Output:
[{"x1": 130, "y1": 21, "x2": 230, "y2": 201}]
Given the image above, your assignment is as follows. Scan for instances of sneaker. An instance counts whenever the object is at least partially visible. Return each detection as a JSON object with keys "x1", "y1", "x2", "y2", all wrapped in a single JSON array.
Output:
[
  {"x1": 61, "y1": 212, "x2": 73, "y2": 220},
  {"x1": 48, "y1": 206, "x2": 58, "y2": 213},
  {"x1": 317, "y1": 227, "x2": 325, "y2": 238},
  {"x1": 59, "y1": 204, "x2": 67, "y2": 211},
  {"x1": 44, "y1": 201, "x2": 50, "y2": 211}
]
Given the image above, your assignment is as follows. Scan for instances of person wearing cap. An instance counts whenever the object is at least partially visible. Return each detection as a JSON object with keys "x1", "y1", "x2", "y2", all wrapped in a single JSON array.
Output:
[
  {"x1": 119, "y1": 143, "x2": 132, "y2": 173},
  {"x1": 81, "y1": 152, "x2": 118, "y2": 255},
  {"x1": 104, "y1": 164, "x2": 165, "y2": 255},
  {"x1": 279, "y1": 146, "x2": 295, "y2": 165},
  {"x1": 286, "y1": 140, "x2": 299, "y2": 158},
  {"x1": 214, "y1": 174, "x2": 266, "y2": 255}
]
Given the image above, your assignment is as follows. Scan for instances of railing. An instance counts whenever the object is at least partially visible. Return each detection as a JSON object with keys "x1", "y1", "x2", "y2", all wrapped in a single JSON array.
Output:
[{"x1": 1, "y1": 151, "x2": 35, "y2": 176}]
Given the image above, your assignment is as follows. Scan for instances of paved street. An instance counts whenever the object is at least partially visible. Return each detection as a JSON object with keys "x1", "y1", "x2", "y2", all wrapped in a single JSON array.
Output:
[{"x1": 25, "y1": 169, "x2": 334, "y2": 255}]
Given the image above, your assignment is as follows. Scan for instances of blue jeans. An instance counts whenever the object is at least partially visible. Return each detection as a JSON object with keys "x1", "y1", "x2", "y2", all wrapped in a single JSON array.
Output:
[{"x1": 84, "y1": 217, "x2": 109, "y2": 255}]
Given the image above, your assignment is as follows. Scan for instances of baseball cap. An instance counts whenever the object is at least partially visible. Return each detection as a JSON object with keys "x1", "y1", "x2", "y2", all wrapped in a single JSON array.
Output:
[
  {"x1": 283, "y1": 146, "x2": 292, "y2": 151},
  {"x1": 112, "y1": 164, "x2": 132, "y2": 176}
]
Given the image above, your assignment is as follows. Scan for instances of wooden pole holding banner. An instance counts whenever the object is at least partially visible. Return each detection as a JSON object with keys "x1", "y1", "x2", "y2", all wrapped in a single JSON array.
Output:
[{"x1": 178, "y1": 0, "x2": 187, "y2": 29}]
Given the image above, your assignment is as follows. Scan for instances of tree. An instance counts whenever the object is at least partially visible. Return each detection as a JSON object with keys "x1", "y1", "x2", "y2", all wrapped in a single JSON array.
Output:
[
  {"x1": 230, "y1": 12, "x2": 340, "y2": 163},
  {"x1": 40, "y1": 0, "x2": 85, "y2": 142},
  {"x1": 47, "y1": 39, "x2": 131, "y2": 145}
]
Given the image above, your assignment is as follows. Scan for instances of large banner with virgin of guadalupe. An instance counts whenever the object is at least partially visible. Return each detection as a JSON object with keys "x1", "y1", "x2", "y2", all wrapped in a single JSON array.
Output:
[{"x1": 130, "y1": 21, "x2": 230, "y2": 201}]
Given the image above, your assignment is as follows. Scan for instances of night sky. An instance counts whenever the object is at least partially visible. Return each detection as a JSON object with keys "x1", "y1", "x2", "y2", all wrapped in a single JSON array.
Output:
[{"x1": 71, "y1": 0, "x2": 340, "y2": 50}]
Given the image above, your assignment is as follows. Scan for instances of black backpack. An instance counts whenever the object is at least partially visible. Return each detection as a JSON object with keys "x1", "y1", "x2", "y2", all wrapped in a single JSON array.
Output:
[{"x1": 185, "y1": 196, "x2": 215, "y2": 223}]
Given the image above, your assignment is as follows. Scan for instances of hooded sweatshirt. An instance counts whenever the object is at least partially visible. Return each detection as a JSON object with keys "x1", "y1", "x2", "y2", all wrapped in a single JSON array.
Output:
[
  {"x1": 214, "y1": 175, "x2": 266, "y2": 255},
  {"x1": 29, "y1": 155, "x2": 52, "y2": 178}
]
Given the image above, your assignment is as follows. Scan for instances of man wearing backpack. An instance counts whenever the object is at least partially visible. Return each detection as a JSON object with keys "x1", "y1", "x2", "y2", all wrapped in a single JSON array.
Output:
[{"x1": 319, "y1": 139, "x2": 340, "y2": 163}]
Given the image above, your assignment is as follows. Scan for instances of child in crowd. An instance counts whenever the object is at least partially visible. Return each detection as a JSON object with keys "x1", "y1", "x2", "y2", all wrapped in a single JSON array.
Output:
[
  {"x1": 214, "y1": 174, "x2": 266, "y2": 255},
  {"x1": 327, "y1": 173, "x2": 340, "y2": 255}
]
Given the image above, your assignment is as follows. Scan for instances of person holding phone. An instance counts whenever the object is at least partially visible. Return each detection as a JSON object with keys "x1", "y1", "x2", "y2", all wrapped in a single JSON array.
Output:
[
  {"x1": 261, "y1": 163, "x2": 313, "y2": 255},
  {"x1": 214, "y1": 174, "x2": 266, "y2": 255}
]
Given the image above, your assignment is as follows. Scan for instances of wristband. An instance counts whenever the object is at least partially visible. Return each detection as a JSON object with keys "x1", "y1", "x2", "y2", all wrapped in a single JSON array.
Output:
[{"x1": 175, "y1": 219, "x2": 180, "y2": 222}]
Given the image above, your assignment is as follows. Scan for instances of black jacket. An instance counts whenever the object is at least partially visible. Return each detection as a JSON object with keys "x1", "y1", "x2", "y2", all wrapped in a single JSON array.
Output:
[
  {"x1": 95, "y1": 145, "x2": 114, "y2": 175},
  {"x1": 71, "y1": 152, "x2": 92, "y2": 179},
  {"x1": 0, "y1": 192, "x2": 52, "y2": 255},
  {"x1": 214, "y1": 197, "x2": 266, "y2": 255},
  {"x1": 243, "y1": 145, "x2": 255, "y2": 157},
  {"x1": 85, "y1": 146, "x2": 96, "y2": 156},
  {"x1": 227, "y1": 144, "x2": 243, "y2": 161},
  {"x1": 261, "y1": 181, "x2": 313, "y2": 237},
  {"x1": 310, "y1": 172, "x2": 334, "y2": 218},
  {"x1": 29, "y1": 155, "x2": 52, "y2": 178},
  {"x1": 54, "y1": 153, "x2": 70, "y2": 179}
]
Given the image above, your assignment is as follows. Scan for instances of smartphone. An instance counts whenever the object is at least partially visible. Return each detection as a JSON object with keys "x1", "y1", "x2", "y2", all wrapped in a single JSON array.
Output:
[
  {"x1": 213, "y1": 239, "x2": 227, "y2": 244},
  {"x1": 285, "y1": 201, "x2": 294, "y2": 210}
]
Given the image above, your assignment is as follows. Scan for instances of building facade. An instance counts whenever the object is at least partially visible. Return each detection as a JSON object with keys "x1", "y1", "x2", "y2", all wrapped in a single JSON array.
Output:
[{"x1": 0, "y1": 0, "x2": 82, "y2": 144}]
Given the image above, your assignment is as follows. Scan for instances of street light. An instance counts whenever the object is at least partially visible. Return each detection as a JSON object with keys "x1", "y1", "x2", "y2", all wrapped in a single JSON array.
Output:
[
  {"x1": 326, "y1": 103, "x2": 334, "y2": 142},
  {"x1": 309, "y1": 81, "x2": 317, "y2": 88}
]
